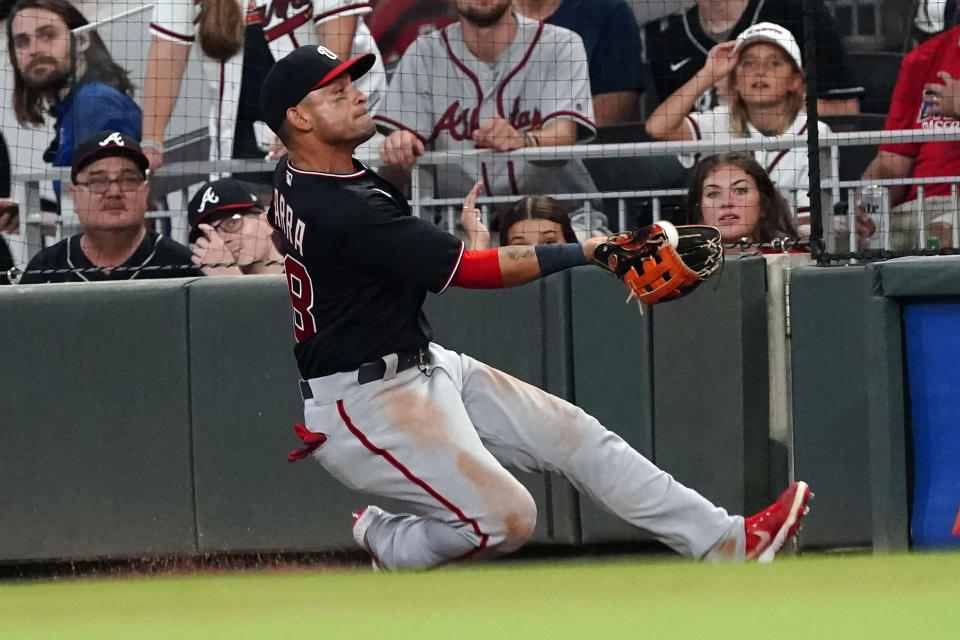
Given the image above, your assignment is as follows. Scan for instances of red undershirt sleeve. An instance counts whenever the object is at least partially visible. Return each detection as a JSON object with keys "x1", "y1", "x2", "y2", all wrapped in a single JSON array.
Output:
[{"x1": 449, "y1": 248, "x2": 504, "y2": 289}]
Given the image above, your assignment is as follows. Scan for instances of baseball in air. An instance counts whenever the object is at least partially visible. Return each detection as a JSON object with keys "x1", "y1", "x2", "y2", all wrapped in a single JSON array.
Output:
[{"x1": 657, "y1": 220, "x2": 679, "y2": 247}]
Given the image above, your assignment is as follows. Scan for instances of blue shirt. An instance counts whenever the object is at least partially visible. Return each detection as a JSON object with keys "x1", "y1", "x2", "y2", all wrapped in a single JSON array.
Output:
[
  {"x1": 48, "y1": 82, "x2": 141, "y2": 201},
  {"x1": 50, "y1": 82, "x2": 142, "y2": 168},
  {"x1": 546, "y1": 0, "x2": 645, "y2": 95}
]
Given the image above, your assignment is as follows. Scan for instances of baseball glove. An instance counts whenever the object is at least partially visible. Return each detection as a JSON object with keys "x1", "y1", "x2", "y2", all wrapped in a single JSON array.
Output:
[{"x1": 593, "y1": 221, "x2": 723, "y2": 306}]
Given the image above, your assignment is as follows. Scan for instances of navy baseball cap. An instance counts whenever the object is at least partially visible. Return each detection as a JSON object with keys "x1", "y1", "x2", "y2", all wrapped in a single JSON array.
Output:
[
  {"x1": 71, "y1": 131, "x2": 149, "y2": 182},
  {"x1": 188, "y1": 178, "x2": 262, "y2": 242},
  {"x1": 259, "y1": 45, "x2": 376, "y2": 133}
]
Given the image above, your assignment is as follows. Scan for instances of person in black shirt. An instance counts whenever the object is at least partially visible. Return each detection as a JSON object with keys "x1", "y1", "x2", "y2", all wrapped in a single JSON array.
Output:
[
  {"x1": 643, "y1": 0, "x2": 856, "y2": 115},
  {"x1": 18, "y1": 131, "x2": 201, "y2": 284},
  {"x1": 261, "y1": 44, "x2": 811, "y2": 571}
]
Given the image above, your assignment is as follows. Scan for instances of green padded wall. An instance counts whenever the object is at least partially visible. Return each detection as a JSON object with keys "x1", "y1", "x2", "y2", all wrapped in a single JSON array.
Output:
[
  {"x1": 424, "y1": 275, "x2": 577, "y2": 543},
  {"x1": 653, "y1": 256, "x2": 771, "y2": 517},
  {"x1": 569, "y1": 267, "x2": 655, "y2": 543},
  {"x1": 187, "y1": 275, "x2": 413, "y2": 552},
  {"x1": 0, "y1": 280, "x2": 198, "y2": 561},
  {"x1": 789, "y1": 266, "x2": 876, "y2": 549}
]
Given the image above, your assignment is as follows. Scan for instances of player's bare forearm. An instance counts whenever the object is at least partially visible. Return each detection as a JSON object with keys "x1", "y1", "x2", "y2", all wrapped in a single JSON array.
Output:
[{"x1": 497, "y1": 239, "x2": 603, "y2": 287}]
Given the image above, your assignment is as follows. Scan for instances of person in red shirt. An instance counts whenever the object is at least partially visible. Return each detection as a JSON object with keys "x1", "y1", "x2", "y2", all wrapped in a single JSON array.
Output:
[{"x1": 860, "y1": 19, "x2": 960, "y2": 249}]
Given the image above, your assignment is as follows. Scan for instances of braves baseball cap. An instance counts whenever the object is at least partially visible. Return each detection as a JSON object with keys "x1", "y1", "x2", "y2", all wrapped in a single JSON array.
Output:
[
  {"x1": 733, "y1": 22, "x2": 803, "y2": 71},
  {"x1": 71, "y1": 131, "x2": 150, "y2": 182},
  {"x1": 187, "y1": 178, "x2": 262, "y2": 242},
  {"x1": 259, "y1": 45, "x2": 376, "y2": 134}
]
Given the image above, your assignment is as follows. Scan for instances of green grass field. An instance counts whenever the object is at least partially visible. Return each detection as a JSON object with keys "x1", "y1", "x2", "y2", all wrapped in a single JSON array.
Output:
[{"x1": 2, "y1": 552, "x2": 959, "y2": 639}]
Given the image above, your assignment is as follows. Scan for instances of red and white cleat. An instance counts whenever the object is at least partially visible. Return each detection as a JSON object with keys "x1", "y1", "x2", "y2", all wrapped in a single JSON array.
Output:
[
  {"x1": 744, "y1": 481, "x2": 812, "y2": 562},
  {"x1": 352, "y1": 506, "x2": 384, "y2": 571}
]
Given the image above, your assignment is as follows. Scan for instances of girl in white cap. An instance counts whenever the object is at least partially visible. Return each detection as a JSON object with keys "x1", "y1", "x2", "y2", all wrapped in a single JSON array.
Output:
[{"x1": 645, "y1": 21, "x2": 833, "y2": 239}]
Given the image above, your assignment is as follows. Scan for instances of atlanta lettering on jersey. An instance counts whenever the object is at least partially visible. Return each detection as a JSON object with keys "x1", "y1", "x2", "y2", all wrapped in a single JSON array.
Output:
[
  {"x1": 273, "y1": 187, "x2": 306, "y2": 254},
  {"x1": 433, "y1": 98, "x2": 544, "y2": 141}
]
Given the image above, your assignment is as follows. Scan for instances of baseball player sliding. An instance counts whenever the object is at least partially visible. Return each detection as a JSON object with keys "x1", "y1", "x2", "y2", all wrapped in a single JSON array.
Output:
[{"x1": 259, "y1": 40, "x2": 811, "y2": 570}]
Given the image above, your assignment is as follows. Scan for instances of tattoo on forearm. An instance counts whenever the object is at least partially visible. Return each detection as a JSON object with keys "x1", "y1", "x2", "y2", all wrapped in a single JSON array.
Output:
[{"x1": 504, "y1": 246, "x2": 536, "y2": 261}]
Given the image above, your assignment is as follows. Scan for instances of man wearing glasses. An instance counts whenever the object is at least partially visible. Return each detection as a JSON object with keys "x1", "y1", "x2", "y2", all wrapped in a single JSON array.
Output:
[
  {"x1": 18, "y1": 131, "x2": 201, "y2": 284},
  {"x1": 187, "y1": 178, "x2": 284, "y2": 277}
]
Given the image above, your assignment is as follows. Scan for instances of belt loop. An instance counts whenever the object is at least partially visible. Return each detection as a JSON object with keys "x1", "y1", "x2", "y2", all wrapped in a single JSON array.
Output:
[
  {"x1": 381, "y1": 352, "x2": 399, "y2": 381},
  {"x1": 299, "y1": 379, "x2": 313, "y2": 401}
]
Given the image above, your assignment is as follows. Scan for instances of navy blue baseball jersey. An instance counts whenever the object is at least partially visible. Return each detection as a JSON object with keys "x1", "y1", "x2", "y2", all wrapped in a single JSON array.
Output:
[{"x1": 269, "y1": 158, "x2": 464, "y2": 379}]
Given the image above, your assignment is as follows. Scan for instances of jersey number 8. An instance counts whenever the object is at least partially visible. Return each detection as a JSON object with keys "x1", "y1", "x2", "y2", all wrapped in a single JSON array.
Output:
[{"x1": 284, "y1": 254, "x2": 317, "y2": 342}]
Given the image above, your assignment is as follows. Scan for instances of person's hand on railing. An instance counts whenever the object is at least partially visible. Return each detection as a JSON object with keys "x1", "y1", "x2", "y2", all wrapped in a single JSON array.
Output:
[
  {"x1": 379, "y1": 130, "x2": 425, "y2": 170},
  {"x1": 460, "y1": 181, "x2": 490, "y2": 250},
  {"x1": 191, "y1": 224, "x2": 243, "y2": 276},
  {"x1": 0, "y1": 200, "x2": 19, "y2": 235},
  {"x1": 924, "y1": 72, "x2": 960, "y2": 120},
  {"x1": 472, "y1": 116, "x2": 526, "y2": 151},
  {"x1": 141, "y1": 140, "x2": 165, "y2": 171}
]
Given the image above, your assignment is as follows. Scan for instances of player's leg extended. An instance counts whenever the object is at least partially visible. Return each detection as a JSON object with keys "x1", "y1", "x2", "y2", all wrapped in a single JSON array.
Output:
[
  {"x1": 458, "y1": 352, "x2": 743, "y2": 559},
  {"x1": 300, "y1": 354, "x2": 536, "y2": 569}
]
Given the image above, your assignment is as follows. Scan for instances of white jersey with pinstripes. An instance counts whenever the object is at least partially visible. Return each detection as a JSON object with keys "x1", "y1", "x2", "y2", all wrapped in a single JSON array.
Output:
[
  {"x1": 150, "y1": 0, "x2": 387, "y2": 160},
  {"x1": 680, "y1": 106, "x2": 833, "y2": 238},
  {"x1": 374, "y1": 14, "x2": 598, "y2": 203}
]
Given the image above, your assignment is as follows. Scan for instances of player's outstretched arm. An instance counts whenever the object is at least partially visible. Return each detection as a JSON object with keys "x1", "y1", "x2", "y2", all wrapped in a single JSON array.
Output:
[{"x1": 451, "y1": 237, "x2": 604, "y2": 289}]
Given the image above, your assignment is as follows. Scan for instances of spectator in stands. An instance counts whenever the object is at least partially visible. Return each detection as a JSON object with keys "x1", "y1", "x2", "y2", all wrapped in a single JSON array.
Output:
[
  {"x1": 376, "y1": 0, "x2": 598, "y2": 220},
  {"x1": 914, "y1": 0, "x2": 958, "y2": 45},
  {"x1": 686, "y1": 152, "x2": 799, "y2": 247},
  {"x1": 18, "y1": 131, "x2": 201, "y2": 284},
  {"x1": 187, "y1": 178, "x2": 284, "y2": 276},
  {"x1": 858, "y1": 12, "x2": 960, "y2": 250},
  {"x1": 460, "y1": 186, "x2": 579, "y2": 250},
  {"x1": 142, "y1": 0, "x2": 387, "y2": 187},
  {"x1": 646, "y1": 22, "x2": 830, "y2": 239},
  {"x1": 513, "y1": 0, "x2": 644, "y2": 125},
  {"x1": 643, "y1": 0, "x2": 855, "y2": 115},
  {"x1": 7, "y1": 0, "x2": 141, "y2": 172},
  {"x1": 0, "y1": 130, "x2": 15, "y2": 285}
]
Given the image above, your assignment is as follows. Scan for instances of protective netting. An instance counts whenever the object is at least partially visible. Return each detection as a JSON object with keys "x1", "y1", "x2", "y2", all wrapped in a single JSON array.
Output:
[{"x1": 2, "y1": 0, "x2": 959, "y2": 282}]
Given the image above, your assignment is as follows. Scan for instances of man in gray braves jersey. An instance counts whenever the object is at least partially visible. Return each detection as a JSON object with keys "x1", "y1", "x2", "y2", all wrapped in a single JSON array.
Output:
[{"x1": 375, "y1": 0, "x2": 599, "y2": 215}]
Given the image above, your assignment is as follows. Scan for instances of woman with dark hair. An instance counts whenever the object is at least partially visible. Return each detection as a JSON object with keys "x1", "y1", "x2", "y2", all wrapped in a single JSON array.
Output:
[
  {"x1": 686, "y1": 152, "x2": 800, "y2": 248},
  {"x1": 7, "y1": 0, "x2": 141, "y2": 170},
  {"x1": 461, "y1": 184, "x2": 579, "y2": 250}
]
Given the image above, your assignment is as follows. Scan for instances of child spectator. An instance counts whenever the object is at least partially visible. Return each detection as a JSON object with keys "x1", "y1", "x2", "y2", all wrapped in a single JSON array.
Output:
[
  {"x1": 188, "y1": 178, "x2": 285, "y2": 276},
  {"x1": 460, "y1": 185, "x2": 579, "y2": 250},
  {"x1": 646, "y1": 22, "x2": 830, "y2": 239},
  {"x1": 686, "y1": 151, "x2": 799, "y2": 247}
]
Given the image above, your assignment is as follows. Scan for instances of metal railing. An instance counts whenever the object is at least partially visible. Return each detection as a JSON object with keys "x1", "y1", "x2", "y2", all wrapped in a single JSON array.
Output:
[{"x1": 8, "y1": 127, "x2": 960, "y2": 267}]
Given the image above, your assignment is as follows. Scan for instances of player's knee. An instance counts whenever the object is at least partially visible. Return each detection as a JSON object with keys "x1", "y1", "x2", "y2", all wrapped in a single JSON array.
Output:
[{"x1": 489, "y1": 489, "x2": 537, "y2": 553}]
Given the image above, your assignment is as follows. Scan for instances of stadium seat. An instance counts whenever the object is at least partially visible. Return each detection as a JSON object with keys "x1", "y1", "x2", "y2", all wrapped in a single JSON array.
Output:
[{"x1": 844, "y1": 51, "x2": 905, "y2": 114}]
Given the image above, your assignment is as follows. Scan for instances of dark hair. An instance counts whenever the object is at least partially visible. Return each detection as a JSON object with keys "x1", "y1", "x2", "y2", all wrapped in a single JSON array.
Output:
[
  {"x1": 498, "y1": 195, "x2": 578, "y2": 246},
  {"x1": 685, "y1": 152, "x2": 799, "y2": 243},
  {"x1": 7, "y1": 0, "x2": 135, "y2": 126},
  {"x1": 195, "y1": 0, "x2": 245, "y2": 62}
]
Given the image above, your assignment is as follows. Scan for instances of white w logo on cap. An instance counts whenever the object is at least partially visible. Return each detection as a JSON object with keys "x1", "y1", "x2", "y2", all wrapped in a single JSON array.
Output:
[
  {"x1": 198, "y1": 187, "x2": 220, "y2": 213},
  {"x1": 99, "y1": 132, "x2": 125, "y2": 147},
  {"x1": 316, "y1": 45, "x2": 336, "y2": 59}
]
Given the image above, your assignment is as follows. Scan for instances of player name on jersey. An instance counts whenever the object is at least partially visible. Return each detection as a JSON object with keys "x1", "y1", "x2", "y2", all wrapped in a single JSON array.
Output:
[{"x1": 273, "y1": 187, "x2": 306, "y2": 254}]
